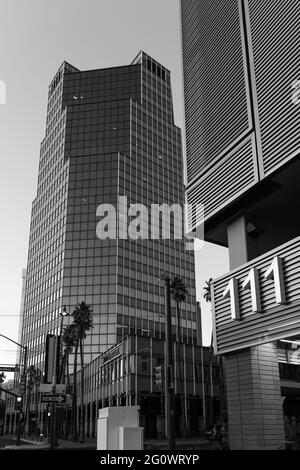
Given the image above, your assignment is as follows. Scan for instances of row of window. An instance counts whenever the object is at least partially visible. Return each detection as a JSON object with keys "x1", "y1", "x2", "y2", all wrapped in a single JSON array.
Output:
[
  {"x1": 33, "y1": 174, "x2": 68, "y2": 222},
  {"x1": 27, "y1": 250, "x2": 64, "y2": 289},
  {"x1": 38, "y1": 148, "x2": 65, "y2": 189},
  {"x1": 25, "y1": 269, "x2": 63, "y2": 304},
  {"x1": 31, "y1": 202, "x2": 66, "y2": 241}
]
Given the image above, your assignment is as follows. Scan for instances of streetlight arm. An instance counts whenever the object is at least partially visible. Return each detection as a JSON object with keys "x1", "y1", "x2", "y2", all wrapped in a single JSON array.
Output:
[
  {"x1": 0, "y1": 333, "x2": 26, "y2": 351},
  {"x1": 0, "y1": 386, "x2": 19, "y2": 398},
  {"x1": 0, "y1": 333, "x2": 27, "y2": 375}
]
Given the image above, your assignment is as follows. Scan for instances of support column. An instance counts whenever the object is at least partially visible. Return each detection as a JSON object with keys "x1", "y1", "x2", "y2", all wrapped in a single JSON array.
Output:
[
  {"x1": 92, "y1": 402, "x2": 96, "y2": 438},
  {"x1": 225, "y1": 215, "x2": 285, "y2": 450},
  {"x1": 84, "y1": 403, "x2": 88, "y2": 438},
  {"x1": 10, "y1": 414, "x2": 13, "y2": 434},
  {"x1": 13, "y1": 412, "x2": 18, "y2": 434},
  {"x1": 225, "y1": 343, "x2": 284, "y2": 449},
  {"x1": 88, "y1": 403, "x2": 92, "y2": 439},
  {"x1": 9, "y1": 414, "x2": 13, "y2": 434}
]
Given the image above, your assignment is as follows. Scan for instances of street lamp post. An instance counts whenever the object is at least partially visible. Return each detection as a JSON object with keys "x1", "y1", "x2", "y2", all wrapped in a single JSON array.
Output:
[
  {"x1": 60, "y1": 306, "x2": 69, "y2": 336},
  {"x1": 0, "y1": 334, "x2": 27, "y2": 446},
  {"x1": 161, "y1": 274, "x2": 175, "y2": 451},
  {"x1": 49, "y1": 306, "x2": 70, "y2": 449},
  {"x1": 58, "y1": 305, "x2": 70, "y2": 384}
]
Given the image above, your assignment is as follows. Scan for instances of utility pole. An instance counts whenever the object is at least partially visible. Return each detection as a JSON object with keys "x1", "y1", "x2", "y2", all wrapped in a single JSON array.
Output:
[
  {"x1": 18, "y1": 345, "x2": 27, "y2": 445},
  {"x1": 49, "y1": 307, "x2": 70, "y2": 449},
  {"x1": 161, "y1": 274, "x2": 175, "y2": 450},
  {"x1": 58, "y1": 306, "x2": 69, "y2": 383},
  {"x1": 49, "y1": 381, "x2": 58, "y2": 449}
]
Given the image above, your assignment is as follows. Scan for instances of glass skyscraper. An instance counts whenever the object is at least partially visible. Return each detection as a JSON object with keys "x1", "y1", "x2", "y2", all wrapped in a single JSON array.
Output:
[{"x1": 21, "y1": 52, "x2": 198, "y2": 373}]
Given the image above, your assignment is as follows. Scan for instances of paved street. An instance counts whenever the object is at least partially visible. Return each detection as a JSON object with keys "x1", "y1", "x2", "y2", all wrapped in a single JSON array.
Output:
[
  {"x1": 0, "y1": 434, "x2": 213, "y2": 450},
  {"x1": 0, "y1": 434, "x2": 97, "y2": 450}
]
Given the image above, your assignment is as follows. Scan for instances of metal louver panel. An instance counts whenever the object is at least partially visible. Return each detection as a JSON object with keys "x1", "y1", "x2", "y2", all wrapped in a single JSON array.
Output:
[
  {"x1": 186, "y1": 134, "x2": 257, "y2": 231},
  {"x1": 247, "y1": 0, "x2": 300, "y2": 177},
  {"x1": 181, "y1": 0, "x2": 252, "y2": 185},
  {"x1": 212, "y1": 236, "x2": 300, "y2": 355}
]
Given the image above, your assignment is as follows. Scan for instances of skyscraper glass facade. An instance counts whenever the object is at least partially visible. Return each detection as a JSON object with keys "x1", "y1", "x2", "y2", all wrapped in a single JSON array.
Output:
[{"x1": 21, "y1": 52, "x2": 198, "y2": 372}]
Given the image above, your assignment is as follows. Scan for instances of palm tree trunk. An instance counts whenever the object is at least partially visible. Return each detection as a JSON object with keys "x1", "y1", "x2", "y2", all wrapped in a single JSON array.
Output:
[
  {"x1": 66, "y1": 348, "x2": 70, "y2": 386},
  {"x1": 71, "y1": 339, "x2": 79, "y2": 441},
  {"x1": 204, "y1": 332, "x2": 214, "y2": 428},
  {"x1": 176, "y1": 302, "x2": 188, "y2": 437},
  {"x1": 218, "y1": 355, "x2": 226, "y2": 421},
  {"x1": 59, "y1": 349, "x2": 67, "y2": 384},
  {"x1": 79, "y1": 337, "x2": 85, "y2": 443}
]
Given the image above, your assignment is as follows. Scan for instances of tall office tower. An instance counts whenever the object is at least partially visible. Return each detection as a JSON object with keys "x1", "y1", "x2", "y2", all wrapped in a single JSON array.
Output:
[
  {"x1": 20, "y1": 52, "x2": 198, "y2": 375},
  {"x1": 181, "y1": 0, "x2": 299, "y2": 450}
]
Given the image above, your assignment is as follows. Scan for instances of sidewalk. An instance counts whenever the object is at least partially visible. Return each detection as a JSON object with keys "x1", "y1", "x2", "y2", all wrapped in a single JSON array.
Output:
[
  {"x1": 2, "y1": 435, "x2": 97, "y2": 450},
  {"x1": 145, "y1": 437, "x2": 211, "y2": 450}
]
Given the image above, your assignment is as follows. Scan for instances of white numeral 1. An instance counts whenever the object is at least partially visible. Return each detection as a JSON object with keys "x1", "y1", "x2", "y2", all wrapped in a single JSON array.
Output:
[
  {"x1": 242, "y1": 267, "x2": 262, "y2": 313},
  {"x1": 264, "y1": 256, "x2": 286, "y2": 304},
  {"x1": 223, "y1": 278, "x2": 240, "y2": 320}
]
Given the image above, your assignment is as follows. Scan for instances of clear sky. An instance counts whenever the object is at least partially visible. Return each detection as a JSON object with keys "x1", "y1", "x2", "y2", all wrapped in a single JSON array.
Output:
[{"x1": 0, "y1": 0, "x2": 229, "y2": 374}]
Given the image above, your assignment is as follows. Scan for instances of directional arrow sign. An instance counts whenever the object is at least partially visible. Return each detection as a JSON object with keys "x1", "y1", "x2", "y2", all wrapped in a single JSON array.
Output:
[{"x1": 41, "y1": 394, "x2": 66, "y2": 403}]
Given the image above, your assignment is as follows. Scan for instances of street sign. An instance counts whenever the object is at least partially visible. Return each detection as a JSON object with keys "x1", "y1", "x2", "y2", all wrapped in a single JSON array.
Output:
[
  {"x1": 0, "y1": 366, "x2": 19, "y2": 372},
  {"x1": 15, "y1": 396, "x2": 22, "y2": 411},
  {"x1": 41, "y1": 394, "x2": 66, "y2": 403},
  {"x1": 40, "y1": 383, "x2": 66, "y2": 394}
]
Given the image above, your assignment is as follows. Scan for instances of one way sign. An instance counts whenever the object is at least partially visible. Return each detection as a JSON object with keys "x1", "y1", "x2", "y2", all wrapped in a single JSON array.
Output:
[{"x1": 41, "y1": 394, "x2": 66, "y2": 403}]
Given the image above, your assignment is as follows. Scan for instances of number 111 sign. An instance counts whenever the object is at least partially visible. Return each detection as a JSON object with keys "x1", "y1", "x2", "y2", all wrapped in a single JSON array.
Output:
[{"x1": 223, "y1": 256, "x2": 286, "y2": 321}]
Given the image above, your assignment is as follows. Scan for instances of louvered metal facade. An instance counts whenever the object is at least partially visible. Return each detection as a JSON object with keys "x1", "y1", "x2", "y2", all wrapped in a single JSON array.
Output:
[
  {"x1": 186, "y1": 134, "x2": 257, "y2": 229},
  {"x1": 182, "y1": 0, "x2": 252, "y2": 182},
  {"x1": 246, "y1": 0, "x2": 300, "y2": 177},
  {"x1": 212, "y1": 236, "x2": 300, "y2": 354},
  {"x1": 181, "y1": 0, "x2": 300, "y2": 232}
]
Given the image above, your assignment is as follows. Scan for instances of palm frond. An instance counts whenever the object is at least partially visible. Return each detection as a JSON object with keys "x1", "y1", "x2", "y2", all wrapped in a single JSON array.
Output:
[
  {"x1": 203, "y1": 278, "x2": 213, "y2": 303},
  {"x1": 170, "y1": 276, "x2": 188, "y2": 303}
]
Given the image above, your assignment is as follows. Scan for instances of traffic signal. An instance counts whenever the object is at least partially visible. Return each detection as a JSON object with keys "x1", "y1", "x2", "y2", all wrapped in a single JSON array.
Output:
[
  {"x1": 15, "y1": 396, "x2": 22, "y2": 411},
  {"x1": 46, "y1": 404, "x2": 51, "y2": 417},
  {"x1": 153, "y1": 365, "x2": 163, "y2": 390}
]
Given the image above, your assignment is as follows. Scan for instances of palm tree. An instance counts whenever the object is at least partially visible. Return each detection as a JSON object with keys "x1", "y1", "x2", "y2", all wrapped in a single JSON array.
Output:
[
  {"x1": 60, "y1": 324, "x2": 78, "y2": 385},
  {"x1": 72, "y1": 301, "x2": 93, "y2": 443},
  {"x1": 170, "y1": 276, "x2": 188, "y2": 437},
  {"x1": 60, "y1": 323, "x2": 78, "y2": 440},
  {"x1": 203, "y1": 278, "x2": 226, "y2": 427},
  {"x1": 203, "y1": 278, "x2": 214, "y2": 427},
  {"x1": 203, "y1": 278, "x2": 212, "y2": 303}
]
